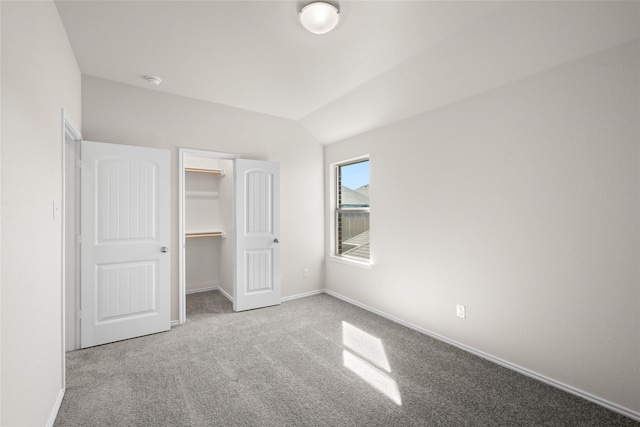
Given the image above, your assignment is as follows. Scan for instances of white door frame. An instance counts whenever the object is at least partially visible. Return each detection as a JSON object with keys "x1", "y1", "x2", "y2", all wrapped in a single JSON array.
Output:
[
  {"x1": 178, "y1": 148, "x2": 238, "y2": 324},
  {"x1": 61, "y1": 109, "x2": 82, "y2": 388}
]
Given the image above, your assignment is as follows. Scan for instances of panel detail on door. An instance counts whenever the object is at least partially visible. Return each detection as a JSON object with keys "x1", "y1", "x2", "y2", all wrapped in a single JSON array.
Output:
[
  {"x1": 97, "y1": 262, "x2": 156, "y2": 322},
  {"x1": 245, "y1": 170, "x2": 273, "y2": 235},
  {"x1": 97, "y1": 158, "x2": 156, "y2": 241},
  {"x1": 245, "y1": 250, "x2": 273, "y2": 293}
]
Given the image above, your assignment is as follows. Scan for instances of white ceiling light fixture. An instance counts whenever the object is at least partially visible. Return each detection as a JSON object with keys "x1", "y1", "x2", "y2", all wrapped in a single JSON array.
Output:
[
  {"x1": 299, "y1": 2, "x2": 340, "y2": 35},
  {"x1": 144, "y1": 75, "x2": 162, "y2": 86}
]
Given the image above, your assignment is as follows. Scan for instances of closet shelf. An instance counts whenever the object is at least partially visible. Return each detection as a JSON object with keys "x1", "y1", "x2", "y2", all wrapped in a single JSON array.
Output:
[
  {"x1": 185, "y1": 168, "x2": 225, "y2": 176},
  {"x1": 185, "y1": 231, "x2": 226, "y2": 239}
]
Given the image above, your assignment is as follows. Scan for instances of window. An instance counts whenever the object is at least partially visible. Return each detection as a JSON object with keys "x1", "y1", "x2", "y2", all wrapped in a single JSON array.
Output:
[{"x1": 335, "y1": 158, "x2": 370, "y2": 262}]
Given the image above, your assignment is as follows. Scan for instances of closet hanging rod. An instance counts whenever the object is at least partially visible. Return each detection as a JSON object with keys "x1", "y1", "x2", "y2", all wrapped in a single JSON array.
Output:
[
  {"x1": 185, "y1": 168, "x2": 225, "y2": 175},
  {"x1": 185, "y1": 232, "x2": 226, "y2": 238}
]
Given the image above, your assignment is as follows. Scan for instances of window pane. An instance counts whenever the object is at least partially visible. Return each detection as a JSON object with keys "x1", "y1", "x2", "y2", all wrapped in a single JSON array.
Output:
[
  {"x1": 337, "y1": 159, "x2": 369, "y2": 261},
  {"x1": 338, "y1": 161, "x2": 369, "y2": 208},
  {"x1": 337, "y1": 211, "x2": 370, "y2": 260}
]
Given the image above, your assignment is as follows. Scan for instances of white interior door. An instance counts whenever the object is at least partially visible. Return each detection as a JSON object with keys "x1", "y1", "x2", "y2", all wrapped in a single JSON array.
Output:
[
  {"x1": 81, "y1": 140, "x2": 171, "y2": 348},
  {"x1": 234, "y1": 159, "x2": 280, "y2": 311}
]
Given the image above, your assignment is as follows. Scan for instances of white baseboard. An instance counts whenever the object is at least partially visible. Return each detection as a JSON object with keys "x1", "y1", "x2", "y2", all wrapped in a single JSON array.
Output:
[
  {"x1": 281, "y1": 289, "x2": 325, "y2": 302},
  {"x1": 186, "y1": 285, "x2": 218, "y2": 295},
  {"x1": 186, "y1": 285, "x2": 233, "y2": 302},
  {"x1": 185, "y1": 287, "x2": 322, "y2": 307},
  {"x1": 323, "y1": 289, "x2": 640, "y2": 423},
  {"x1": 217, "y1": 286, "x2": 233, "y2": 303},
  {"x1": 46, "y1": 388, "x2": 65, "y2": 427}
]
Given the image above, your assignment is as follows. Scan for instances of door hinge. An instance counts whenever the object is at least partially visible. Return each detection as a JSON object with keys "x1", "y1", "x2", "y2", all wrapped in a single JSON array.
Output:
[
  {"x1": 75, "y1": 159, "x2": 82, "y2": 169},
  {"x1": 75, "y1": 235, "x2": 82, "y2": 244}
]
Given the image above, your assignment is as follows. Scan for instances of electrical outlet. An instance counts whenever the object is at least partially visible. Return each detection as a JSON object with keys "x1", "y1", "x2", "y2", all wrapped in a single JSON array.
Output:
[
  {"x1": 303, "y1": 268, "x2": 310, "y2": 278},
  {"x1": 456, "y1": 304, "x2": 466, "y2": 319}
]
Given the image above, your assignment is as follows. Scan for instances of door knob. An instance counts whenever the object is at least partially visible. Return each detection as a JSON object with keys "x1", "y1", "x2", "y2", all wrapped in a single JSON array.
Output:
[
  {"x1": 273, "y1": 238, "x2": 279, "y2": 244},
  {"x1": 161, "y1": 247, "x2": 169, "y2": 253}
]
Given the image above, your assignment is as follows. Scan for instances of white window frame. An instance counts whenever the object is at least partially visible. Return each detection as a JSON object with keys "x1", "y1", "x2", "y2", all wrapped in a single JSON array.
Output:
[{"x1": 329, "y1": 156, "x2": 372, "y2": 269}]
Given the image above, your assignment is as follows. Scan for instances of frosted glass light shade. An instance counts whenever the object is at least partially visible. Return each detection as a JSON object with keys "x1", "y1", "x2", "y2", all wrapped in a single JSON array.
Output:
[{"x1": 299, "y1": 2, "x2": 340, "y2": 34}]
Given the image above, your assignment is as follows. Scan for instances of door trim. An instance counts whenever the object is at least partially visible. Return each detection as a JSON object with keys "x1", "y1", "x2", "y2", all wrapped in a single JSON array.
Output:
[
  {"x1": 61, "y1": 109, "x2": 82, "y2": 390},
  {"x1": 178, "y1": 148, "x2": 238, "y2": 324}
]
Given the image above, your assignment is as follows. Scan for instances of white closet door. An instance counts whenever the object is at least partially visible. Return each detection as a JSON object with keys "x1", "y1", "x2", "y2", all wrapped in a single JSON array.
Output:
[
  {"x1": 234, "y1": 159, "x2": 280, "y2": 312},
  {"x1": 81, "y1": 140, "x2": 171, "y2": 348}
]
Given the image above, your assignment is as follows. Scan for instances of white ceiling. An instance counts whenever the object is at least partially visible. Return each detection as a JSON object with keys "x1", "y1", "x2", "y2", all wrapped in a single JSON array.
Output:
[{"x1": 55, "y1": 1, "x2": 640, "y2": 144}]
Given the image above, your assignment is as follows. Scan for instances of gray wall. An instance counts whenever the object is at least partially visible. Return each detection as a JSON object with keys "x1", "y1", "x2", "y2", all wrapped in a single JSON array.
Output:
[
  {"x1": 82, "y1": 76, "x2": 325, "y2": 321},
  {"x1": 1, "y1": 2, "x2": 81, "y2": 425},
  {"x1": 325, "y1": 41, "x2": 640, "y2": 415}
]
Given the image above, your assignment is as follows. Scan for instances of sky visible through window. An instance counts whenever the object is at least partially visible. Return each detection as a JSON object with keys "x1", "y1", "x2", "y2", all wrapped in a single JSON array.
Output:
[{"x1": 341, "y1": 161, "x2": 369, "y2": 190}]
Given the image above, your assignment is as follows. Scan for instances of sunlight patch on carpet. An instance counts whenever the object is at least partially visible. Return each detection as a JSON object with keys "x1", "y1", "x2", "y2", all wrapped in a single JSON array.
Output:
[{"x1": 342, "y1": 321, "x2": 401, "y2": 405}]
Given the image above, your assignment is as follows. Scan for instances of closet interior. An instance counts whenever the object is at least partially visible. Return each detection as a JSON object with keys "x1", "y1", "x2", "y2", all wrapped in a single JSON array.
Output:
[{"x1": 183, "y1": 154, "x2": 235, "y2": 306}]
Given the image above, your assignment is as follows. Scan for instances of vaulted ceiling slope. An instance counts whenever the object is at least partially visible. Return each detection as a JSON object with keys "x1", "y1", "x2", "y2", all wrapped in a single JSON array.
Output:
[{"x1": 55, "y1": 1, "x2": 640, "y2": 144}]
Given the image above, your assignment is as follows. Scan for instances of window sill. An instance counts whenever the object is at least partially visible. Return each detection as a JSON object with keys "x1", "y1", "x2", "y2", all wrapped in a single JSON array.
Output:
[{"x1": 329, "y1": 255, "x2": 373, "y2": 270}]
